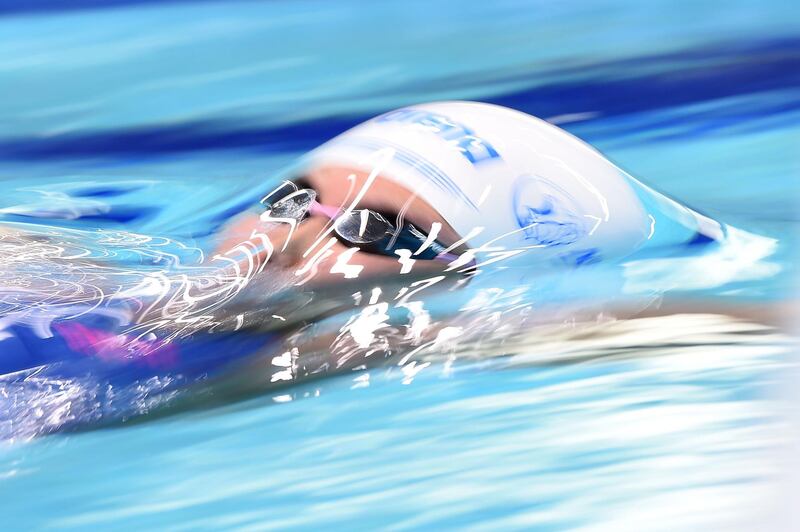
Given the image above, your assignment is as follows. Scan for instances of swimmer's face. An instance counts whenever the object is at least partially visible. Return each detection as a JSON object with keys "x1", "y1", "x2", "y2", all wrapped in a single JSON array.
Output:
[{"x1": 216, "y1": 166, "x2": 468, "y2": 307}]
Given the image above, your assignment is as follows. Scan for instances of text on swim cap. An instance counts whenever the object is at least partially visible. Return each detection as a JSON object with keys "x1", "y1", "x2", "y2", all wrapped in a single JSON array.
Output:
[{"x1": 377, "y1": 109, "x2": 500, "y2": 165}]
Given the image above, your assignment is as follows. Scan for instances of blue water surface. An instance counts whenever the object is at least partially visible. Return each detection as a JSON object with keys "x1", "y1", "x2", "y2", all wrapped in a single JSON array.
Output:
[{"x1": 0, "y1": 0, "x2": 798, "y2": 529}]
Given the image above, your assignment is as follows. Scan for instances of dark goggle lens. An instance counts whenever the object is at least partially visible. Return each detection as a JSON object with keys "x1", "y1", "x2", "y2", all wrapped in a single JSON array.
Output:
[
  {"x1": 334, "y1": 209, "x2": 392, "y2": 244},
  {"x1": 264, "y1": 188, "x2": 317, "y2": 220},
  {"x1": 335, "y1": 209, "x2": 444, "y2": 260},
  {"x1": 260, "y1": 181, "x2": 299, "y2": 208}
]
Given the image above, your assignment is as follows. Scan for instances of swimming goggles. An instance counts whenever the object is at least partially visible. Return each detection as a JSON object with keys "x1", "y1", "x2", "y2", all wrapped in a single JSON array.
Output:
[{"x1": 259, "y1": 181, "x2": 457, "y2": 262}]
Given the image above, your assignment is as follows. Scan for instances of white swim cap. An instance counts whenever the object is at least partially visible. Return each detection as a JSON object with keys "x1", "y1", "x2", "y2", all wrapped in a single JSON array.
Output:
[{"x1": 303, "y1": 101, "x2": 723, "y2": 266}]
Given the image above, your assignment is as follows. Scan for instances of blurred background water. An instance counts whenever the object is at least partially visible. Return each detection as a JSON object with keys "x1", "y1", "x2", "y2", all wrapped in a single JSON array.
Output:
[{"x1": 0, "y1": 0, "x2": 798, "y2": 529}]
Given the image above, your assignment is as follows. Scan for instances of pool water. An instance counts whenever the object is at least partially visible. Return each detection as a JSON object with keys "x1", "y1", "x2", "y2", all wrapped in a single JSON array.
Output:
[{"x1": 0, "y1": 0, "x2": 798, "y2": 529}]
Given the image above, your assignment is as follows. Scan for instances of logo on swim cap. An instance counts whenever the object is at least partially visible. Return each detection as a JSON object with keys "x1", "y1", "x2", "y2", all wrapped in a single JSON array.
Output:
[
  {"x1": 376, "y1": 108, "x2": 501, "y2": 165},
  {"x1": 512, "y1": 174, "x2": 589, "y2": 247}
]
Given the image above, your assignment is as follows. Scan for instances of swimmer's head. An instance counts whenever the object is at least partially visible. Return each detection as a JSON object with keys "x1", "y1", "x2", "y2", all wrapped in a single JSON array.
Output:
[
  {"x1": 267, "y1": 101, "x2": 650, "y2": 265},
  {"x1": 218, "y1": 100, "x2": 725, "y2": 310}
]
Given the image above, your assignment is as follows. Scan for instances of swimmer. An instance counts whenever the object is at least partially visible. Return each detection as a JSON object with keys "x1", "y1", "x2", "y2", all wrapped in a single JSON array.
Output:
[
  {"x1": 201, "y1": 100, "x2": 766, "y2": 390},
  {"x1": 1, "y1": 101, "x2": 771, "y2": 435}
]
